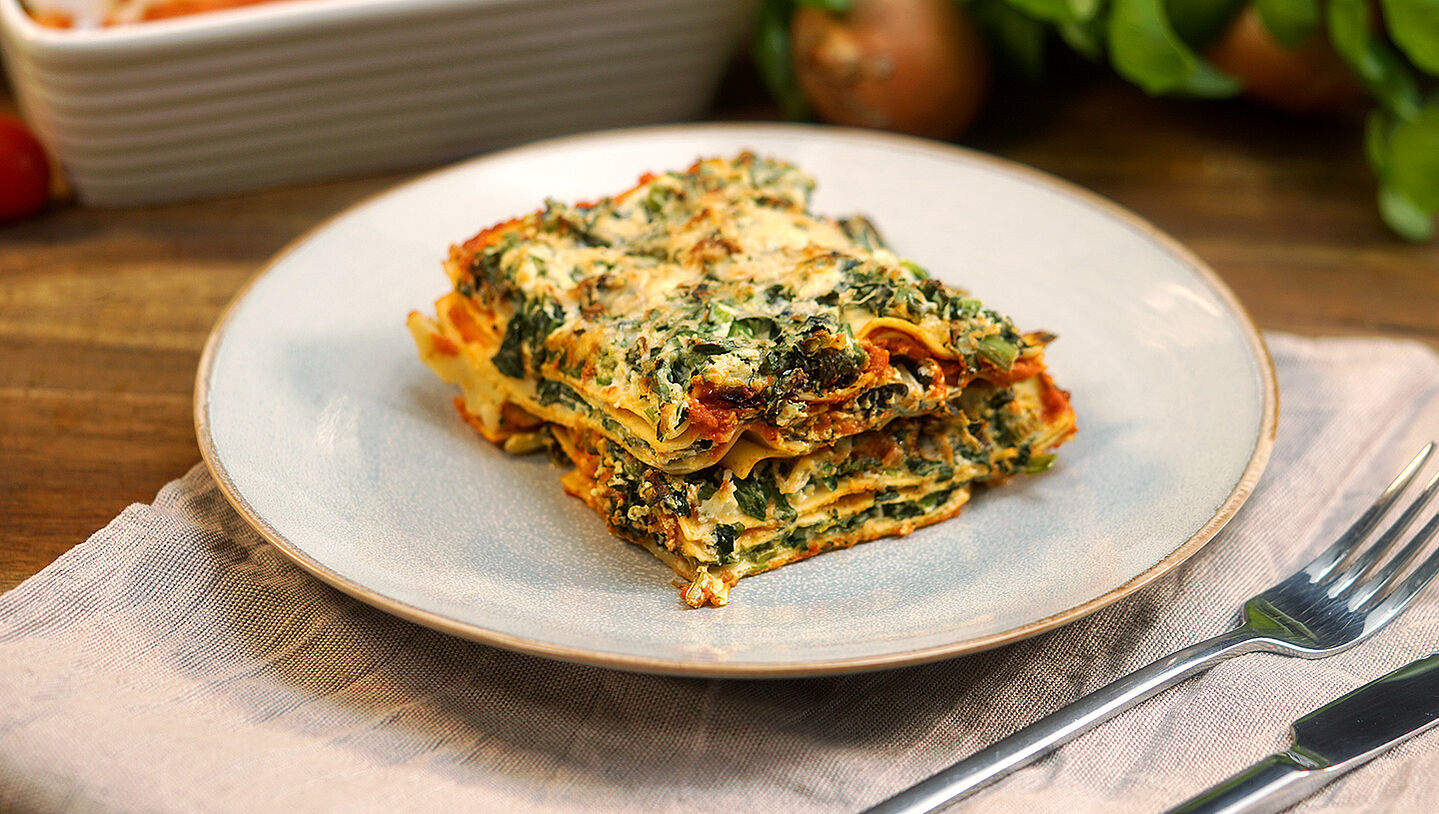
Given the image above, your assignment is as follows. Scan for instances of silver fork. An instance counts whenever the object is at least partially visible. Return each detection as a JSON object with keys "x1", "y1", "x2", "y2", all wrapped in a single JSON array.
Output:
[{"x1": 864, "y1": 443, "x2": 1439, "y2": 814}]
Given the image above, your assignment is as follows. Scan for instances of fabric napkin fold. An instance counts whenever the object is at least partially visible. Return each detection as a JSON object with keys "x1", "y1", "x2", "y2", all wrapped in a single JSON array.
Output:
[{"x1": 4, "y1": 333, "x2": 1439, "y2": 814}]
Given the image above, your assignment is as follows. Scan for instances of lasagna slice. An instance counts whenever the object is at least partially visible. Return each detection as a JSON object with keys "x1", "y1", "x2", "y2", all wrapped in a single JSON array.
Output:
[{"x1": 408, "y1": 153, "x2": 1075, "y2": 606}]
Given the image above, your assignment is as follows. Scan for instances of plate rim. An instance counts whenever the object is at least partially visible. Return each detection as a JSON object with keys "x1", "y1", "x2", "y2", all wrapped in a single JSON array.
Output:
[{"x1": 194, "y1": 121, "x2": 1279, "y2": 678}]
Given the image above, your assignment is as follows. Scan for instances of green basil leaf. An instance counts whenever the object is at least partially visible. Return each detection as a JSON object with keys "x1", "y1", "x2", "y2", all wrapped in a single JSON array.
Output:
[
  {"x1": 751, "y1": 0, "x2": 808, "y2": 120},
  {"x1": 1326, "y1": 0, "x2": 1369, "y2": 68},
  {"x1": 797, "y1": 0, "x2": 851, "y2": 9},
  {"x1": 1058, "y1": 16, "x2": 1106, "y2": 59},
  {"x1": 1327, "y1": 0, "x2": 1422, "y2": 119},
  {"x1": 1006, "y1": 0, "x2": 1080, "y2": 24},
  {"x1": 1379, "y1": 0, "x2": 1439, "y2": 75},
  {"x1": 1387, "y1": 106, "x2": 1439, "y2": 212},
  {"x1": 1378, "y1": 185, "x2": 1436, "y2": 242},
  {"x1": 1005, "y1": 0, "x2": 1102, "y2": 24},
  {"x1": 1108, "y1": 0, "x2": 1240, "y2": 97},
  {"x1": 1255, "y1": 0, "x2": 1320, "y2": 48}
]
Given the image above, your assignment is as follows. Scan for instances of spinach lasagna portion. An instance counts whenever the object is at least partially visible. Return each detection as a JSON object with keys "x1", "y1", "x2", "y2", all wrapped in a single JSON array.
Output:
[{"x1": 408, "y1": 153, "x2": 1075, "y2": 607}]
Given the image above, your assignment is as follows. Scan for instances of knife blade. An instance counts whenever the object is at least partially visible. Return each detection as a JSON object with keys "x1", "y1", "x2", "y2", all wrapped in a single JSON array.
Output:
[{"x1": 1165, "y1": 652, "x2": 1439, "y2": 814}]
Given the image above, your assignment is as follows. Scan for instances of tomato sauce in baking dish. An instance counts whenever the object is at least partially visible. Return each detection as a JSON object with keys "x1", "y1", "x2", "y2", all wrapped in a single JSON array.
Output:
[{"x1": 23, "y1": 0, "x2": 303, "y2": 27}]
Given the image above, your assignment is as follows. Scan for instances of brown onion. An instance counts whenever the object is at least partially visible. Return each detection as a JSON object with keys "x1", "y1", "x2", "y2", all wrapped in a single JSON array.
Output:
[
  {"x1": 791, "y1": 0, "x2": 990, "y2": 140},
  {"x1": 1206, "y1": 7, "x2": 1365, "y2": 115}
]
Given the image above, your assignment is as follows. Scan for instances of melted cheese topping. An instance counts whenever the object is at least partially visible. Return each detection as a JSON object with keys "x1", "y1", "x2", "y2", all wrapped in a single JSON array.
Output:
[
  {"x1": 412, "y1": 153, "x2": 1029, "y2": 475},
  {"x1": 409, "y1": 153, "x2": 1077, "y2": 607}
]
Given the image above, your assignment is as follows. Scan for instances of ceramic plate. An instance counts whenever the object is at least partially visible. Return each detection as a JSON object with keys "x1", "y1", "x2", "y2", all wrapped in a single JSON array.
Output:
[{"x1": 196, "y1": 124, "x2": 1276, "y2": 677}]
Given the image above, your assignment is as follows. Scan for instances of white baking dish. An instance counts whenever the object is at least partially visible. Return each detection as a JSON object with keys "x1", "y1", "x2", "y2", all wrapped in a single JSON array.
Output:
[{"x1": 0, "y1": 0, "x2": 755, "y2": 205}]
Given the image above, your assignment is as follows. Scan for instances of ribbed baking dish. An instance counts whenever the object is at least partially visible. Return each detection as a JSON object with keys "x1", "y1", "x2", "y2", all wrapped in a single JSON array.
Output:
[{"x1": 0, "y1": 0, "x2": 755, "y2": 205}]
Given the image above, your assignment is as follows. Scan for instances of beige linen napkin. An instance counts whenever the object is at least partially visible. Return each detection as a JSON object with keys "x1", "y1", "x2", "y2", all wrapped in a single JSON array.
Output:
[{"x1": 4, "y1": 333, "x2": 1439, "y2": 814}]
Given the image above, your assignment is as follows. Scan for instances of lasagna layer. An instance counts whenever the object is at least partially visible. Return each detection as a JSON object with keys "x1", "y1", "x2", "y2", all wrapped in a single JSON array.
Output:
[
  {"x1": 408, "y1": 153, "x2": 1076, "y2": 606},
  {"x1": 551, "y1": 368, "x2": 1074, "y2": 606}
]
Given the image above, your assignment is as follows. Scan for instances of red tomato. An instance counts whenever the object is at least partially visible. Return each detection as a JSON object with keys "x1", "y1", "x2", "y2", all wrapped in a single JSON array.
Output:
[{"x1": 0, "y1": 115, "x2": 51, "y2": 222}]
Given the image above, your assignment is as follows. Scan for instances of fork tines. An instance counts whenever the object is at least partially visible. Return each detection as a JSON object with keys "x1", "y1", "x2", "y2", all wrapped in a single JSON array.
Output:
[{"x1": 1306, "y1": 442, "x2": 1439, "y2": 616}]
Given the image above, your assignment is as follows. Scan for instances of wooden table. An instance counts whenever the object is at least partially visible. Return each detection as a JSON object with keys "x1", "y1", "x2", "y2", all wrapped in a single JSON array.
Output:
[{"x1": 2, "y1": 69, "x2": 1437, "y2": 593}]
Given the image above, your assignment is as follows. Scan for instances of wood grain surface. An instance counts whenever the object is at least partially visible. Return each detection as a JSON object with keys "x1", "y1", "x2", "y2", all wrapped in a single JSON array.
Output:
[{"x1": 2, "y1": 68, "x2": 1436, "y2": 592}]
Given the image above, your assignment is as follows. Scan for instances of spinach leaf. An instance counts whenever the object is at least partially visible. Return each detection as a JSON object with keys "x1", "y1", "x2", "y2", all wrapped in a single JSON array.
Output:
[
  {"x1": 1058, "y1": 16, "x2": 1107, "y2": 60},
  {"x1": 663, "y1": 489, "x2": 692, "y2": 518},
  {"x1": 1372, "y1": 105, "x2": 1439, "y2": 241},
  {"x1": 714, "y1": 523, "x2": 742, "y2": 563},
  {"x1": 732, "y1": 477, "x2": 771, "y2": 520},
  {"x1": 1006, "y1": 0, "x2": 1085, "y2": 25},
  {"x1": 697, "y1": 480, "x2": 720, "y2": 502},
  {"x1": 1327, "y1": 0, "x2": 1421, "y2": 119},
  {"x1": 919, "y1": 488, "x2": 956, "y2": 511},
  {"x1": 490, "y1": 318, "x2": 527, "y2": 379},
  {"x1": 1107, "y1": 0, "x2": 1239, "y2": 97},
  {"x1": 762, "y1": 478, "x2": 798, "y2": 522},
  {"x1": 490, "y1": 299, "x2": 564, "y2": 378},
  {"x1": 838, "y1": 215, "x2": 886, "y2": 250},
  {"x1": 1388, "y1": 107, "x2": 1439, "y2": 212},
  {"x1": 470, "y1": 242, "x2": 510, "y2": 289},
  {"x1": 1379, "y1": 0, "x2": 1439, "y2": 75},
  {"x1": 1378, "y1": 185, "x2": 1435, "y2": 243},
  {"x1": 536, "y1": 379, "x2": 583, "y2": 409},
  {"x1": 729, "y1": 316, "x2": 776, "y2": 340},
  {"x1": 751, "y1": 1, "x2": 807, "y2": 120},
  {"x1": 1255, "y1": 0, "x2": 1320, "y2": 48},
  {"x1": 1333, "y1": 0, "x2": 1438, "y2": 240},
  {"x1": 882, "y1": 501, "x2": 925, "y2": 520}
]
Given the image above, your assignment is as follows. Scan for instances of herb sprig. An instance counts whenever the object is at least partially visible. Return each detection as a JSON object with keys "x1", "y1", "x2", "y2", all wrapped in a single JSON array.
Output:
[{"x1": 754, "y1": 0, "x2": 1439, "y2": 240}]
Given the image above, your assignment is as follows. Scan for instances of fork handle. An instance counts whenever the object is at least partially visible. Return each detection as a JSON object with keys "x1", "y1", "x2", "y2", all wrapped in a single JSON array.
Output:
[{"x1": 861, "y1": 628, "x2": 1261, "y2": 814}]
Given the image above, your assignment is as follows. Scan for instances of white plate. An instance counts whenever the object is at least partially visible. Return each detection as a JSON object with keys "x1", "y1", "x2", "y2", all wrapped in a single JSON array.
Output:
[{"x1": 196, "y1": 124, "x2": 1276, "y2": 677}]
